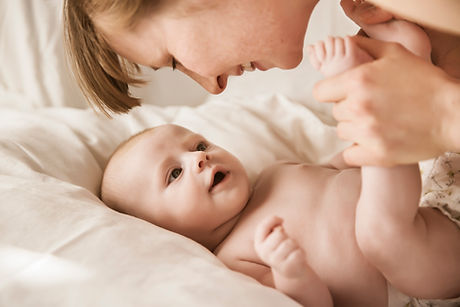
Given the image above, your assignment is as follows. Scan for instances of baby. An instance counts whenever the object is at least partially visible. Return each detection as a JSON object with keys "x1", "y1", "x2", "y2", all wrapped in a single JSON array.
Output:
[
  {"x1": 101, "y1": 122, "x2": 460, "y2": 306},
  {"x1": 101, "y1": 18, "x2": 460, "y2": 307}
]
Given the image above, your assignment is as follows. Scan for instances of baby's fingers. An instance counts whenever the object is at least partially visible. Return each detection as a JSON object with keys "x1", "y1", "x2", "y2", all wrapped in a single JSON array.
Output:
[
  {"x1": 254, "y1": 215, "x2": 284, "y2": 245},
  {"x1": 270, "y1": 238, "x2": 299, "y2": 264},
  {"x1": 279, "y1": 249, "x2": 307, "y2": 278}
]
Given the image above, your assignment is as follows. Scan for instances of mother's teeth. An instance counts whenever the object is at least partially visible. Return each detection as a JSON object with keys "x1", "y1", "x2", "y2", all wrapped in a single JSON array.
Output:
[{"x1": 241, "y1": 62, "x2": 255, "y2": 72}]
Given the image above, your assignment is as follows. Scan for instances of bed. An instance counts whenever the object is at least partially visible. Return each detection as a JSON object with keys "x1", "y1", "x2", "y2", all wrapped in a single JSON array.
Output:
[{"x1": 0, "y1": 0, "x2": 359, "y2": 306}]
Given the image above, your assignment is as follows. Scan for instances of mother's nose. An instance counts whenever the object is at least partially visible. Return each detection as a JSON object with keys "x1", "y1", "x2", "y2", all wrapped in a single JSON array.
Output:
[{"x1": 181, "y1": 67, "x2": 227, "y2": 94}]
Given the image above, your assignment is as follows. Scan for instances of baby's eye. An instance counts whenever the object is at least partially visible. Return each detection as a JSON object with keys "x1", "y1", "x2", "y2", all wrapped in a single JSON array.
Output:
[
  {"x1": 196, "y1": 142, "x2": 207, "y2": 151},
  {"x1": 168, "y1": 168, "x2": 182, "y2": 184}
]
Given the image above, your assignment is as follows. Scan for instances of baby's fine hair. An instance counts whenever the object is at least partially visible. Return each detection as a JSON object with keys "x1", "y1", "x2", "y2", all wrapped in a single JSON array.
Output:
[
  {"x1": 63, "y1": 0, "x2": 153, "y2": 116},
  {"x1": 100, "y1": 127, "x2": 158, "y2": 211}
]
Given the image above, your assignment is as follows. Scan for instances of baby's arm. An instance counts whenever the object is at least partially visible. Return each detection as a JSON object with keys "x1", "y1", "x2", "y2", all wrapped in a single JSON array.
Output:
[
  {"x1": 356, "y1": 165, "x2": 460, "y2": 298},
  {"x1": 254, "y1": 216, "x2": 332, "y2": 307}
]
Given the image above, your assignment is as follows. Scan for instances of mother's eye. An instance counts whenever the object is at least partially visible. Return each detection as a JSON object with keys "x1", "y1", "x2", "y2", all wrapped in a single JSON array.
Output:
[
  {"x1": 168, "y1": 168, "x2": 182, "y2": 184},
  {"x1": 196, "y1": 142, "x2": 207, "y2": 151}
]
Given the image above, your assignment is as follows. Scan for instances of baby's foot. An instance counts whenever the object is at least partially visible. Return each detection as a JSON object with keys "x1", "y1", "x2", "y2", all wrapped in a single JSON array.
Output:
[{"x1": 307, "y1": 36, "x2": 373, "y2": 77}]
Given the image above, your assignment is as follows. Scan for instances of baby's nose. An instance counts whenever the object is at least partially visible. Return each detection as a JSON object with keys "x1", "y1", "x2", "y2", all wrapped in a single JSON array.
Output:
[{"x1": 193, "y1": 151, "x2": 210, "y2": 170}]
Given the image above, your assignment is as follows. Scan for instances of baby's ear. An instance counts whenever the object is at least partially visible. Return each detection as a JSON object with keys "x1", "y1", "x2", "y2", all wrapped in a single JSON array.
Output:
[{"x1": 341, "y1": 0, "x2": 393, "y2": 26}]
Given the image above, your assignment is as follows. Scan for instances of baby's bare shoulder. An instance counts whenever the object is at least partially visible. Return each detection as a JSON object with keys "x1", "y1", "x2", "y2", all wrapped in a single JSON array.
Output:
[{"x1": 258, "y1": 160, "x2": 314, "y2": 176}]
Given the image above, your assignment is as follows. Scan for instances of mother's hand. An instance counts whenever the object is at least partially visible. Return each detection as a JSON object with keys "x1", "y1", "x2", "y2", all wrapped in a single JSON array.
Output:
[{"x1": 313, "y1": 36, "x2": 456, "y2": 166}]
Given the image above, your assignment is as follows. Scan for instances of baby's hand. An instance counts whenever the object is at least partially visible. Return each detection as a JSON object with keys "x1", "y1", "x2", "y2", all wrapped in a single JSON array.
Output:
[{"x1": 254, "y1": 216, "x2": 307, "y2": 278}]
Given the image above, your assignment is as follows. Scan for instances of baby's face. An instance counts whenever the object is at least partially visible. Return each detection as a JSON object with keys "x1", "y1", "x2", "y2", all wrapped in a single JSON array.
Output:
[{"x1": 114, "y1": 124, "x2": 251, "y2": 241}]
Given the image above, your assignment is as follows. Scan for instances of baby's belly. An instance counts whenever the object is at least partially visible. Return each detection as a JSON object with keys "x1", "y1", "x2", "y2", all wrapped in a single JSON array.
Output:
[
  {"x1": 248, "y1": 162, "x2": 362, "y2": 235},
  {"x1": 242, "y1": 163, "x2": 388, "y2": 305}
]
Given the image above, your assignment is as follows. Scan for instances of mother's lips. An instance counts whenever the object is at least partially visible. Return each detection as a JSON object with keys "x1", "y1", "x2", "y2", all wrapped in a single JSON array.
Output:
[{"x1": 253, "y1": 62, "x2": 268, "y2": 71}]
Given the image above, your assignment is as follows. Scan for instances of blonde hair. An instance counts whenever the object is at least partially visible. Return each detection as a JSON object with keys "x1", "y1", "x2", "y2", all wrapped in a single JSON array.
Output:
[
  {"x1": 63, "y1": 0, "x2": 158, "y2": 116},
  {"x1": 64, "y1": 0, "x2": 212, "y2": 116}
]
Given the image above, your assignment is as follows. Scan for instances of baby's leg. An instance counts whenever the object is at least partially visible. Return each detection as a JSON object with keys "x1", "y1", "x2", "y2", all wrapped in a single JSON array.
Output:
[
  {"x1": 307, "y1": 36, "x2": 373, "y2": 77},
  {"x1": 356, "y1": 165, "x2": 460, "y2": 299},
  {"x1": 355, "y1": 16, "x2": 431, "y2": 61}
]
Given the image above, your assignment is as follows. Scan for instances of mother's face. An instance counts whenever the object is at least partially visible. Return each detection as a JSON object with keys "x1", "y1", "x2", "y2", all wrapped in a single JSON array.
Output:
[{"x1": 97, "y1": 0, "x2": 319, "y2": 94}]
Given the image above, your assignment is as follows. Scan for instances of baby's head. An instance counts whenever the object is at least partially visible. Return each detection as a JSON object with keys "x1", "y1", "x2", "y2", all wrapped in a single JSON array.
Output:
[{"x1": 101, "y1": 124, "x2": 251, "y2": 249}]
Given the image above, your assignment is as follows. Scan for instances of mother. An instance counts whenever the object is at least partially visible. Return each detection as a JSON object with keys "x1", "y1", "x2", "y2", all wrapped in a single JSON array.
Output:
[{"x1": 63, "y1": 0, "x2": 460, "y2": 166}]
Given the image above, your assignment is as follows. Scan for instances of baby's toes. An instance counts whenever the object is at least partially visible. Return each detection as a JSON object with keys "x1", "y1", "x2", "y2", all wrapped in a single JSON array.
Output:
[
  {"x1": 325, "y1": 36, "x2": 336, "y2": 59},
  {"x1": 313, "y1": 41, "x2": 326, "y2": 64},
  {"x1": 333, "y1": 36, "x2": 346, "y2": 58},
  {"x1": 307, "y1": 45, "x2": 321, "y2": 71}
]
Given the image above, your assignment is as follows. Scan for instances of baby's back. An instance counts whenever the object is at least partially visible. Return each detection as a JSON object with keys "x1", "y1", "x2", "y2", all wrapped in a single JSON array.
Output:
[{"x1": 216, "y1": 162, "x2": 388, "y2": 306}]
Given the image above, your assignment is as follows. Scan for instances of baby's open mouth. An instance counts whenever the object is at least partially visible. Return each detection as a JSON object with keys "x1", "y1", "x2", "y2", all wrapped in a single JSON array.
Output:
[{"x1": 210, "y1": 171, "x2": 226, "y2": 191}]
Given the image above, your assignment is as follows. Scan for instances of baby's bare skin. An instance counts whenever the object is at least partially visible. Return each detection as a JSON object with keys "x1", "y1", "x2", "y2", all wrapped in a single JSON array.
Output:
[
  {"x1": 103, "y1": 123, "x2": 460, "y2": 306},
  {"x1": 215, "y1": 162, "x2": 387, "y2": 306}
]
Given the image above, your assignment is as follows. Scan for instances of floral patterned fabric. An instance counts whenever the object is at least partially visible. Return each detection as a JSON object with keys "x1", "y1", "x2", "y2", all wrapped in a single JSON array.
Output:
[{"x1": 420, "y1": 152, "x2": 460, "y2": 228}]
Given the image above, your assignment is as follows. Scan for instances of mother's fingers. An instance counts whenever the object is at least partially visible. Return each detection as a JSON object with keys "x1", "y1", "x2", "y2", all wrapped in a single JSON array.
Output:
[
  {"x1": 336, "y1": 120, "x2": 380, "y2": 148},
  {"x1": 332, "y1": 100, "x2": 357, "y2": 121},
  {"x1": 343, "y1": 144, "x2": 391, "y2": 167},
  {"x1": 336, "y1": 121, "x2": 360, "y2": 142},
  {"x1": 313, "y1": 72, "x2": 349, "y2": 103},
  {"x1": 336, "y1": 122, "x2": 393, "y2": 167},
  {"x1": 343, "y1": 144, "x2": 373, "y2": 166}
]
